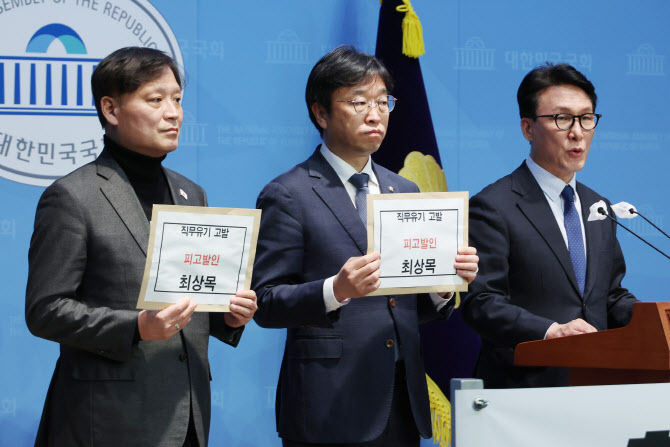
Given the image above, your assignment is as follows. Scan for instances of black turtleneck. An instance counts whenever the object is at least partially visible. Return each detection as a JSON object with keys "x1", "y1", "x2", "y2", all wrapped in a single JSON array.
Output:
[{"x1": 105, "y1": 135, "x2": 173, "y2": 221}]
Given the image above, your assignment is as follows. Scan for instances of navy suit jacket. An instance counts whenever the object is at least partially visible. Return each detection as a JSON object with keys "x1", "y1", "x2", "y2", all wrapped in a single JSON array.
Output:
[
  {"x1": 461, "y1": 162, "x2": 637, "y2": 388},
  {"x1": 252, "y1": 148, "x2": 449, "y2": 443}
]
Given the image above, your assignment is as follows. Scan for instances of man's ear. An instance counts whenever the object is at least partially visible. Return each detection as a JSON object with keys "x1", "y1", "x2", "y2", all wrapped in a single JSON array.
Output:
[
  {"x1": 101, "y1": 96, "x2": 120, "y2": 126},
  {"x1": 520, "y1": 117, "x2": 533, "y2": 142},
  {"x1": 311, "y1": 102, "x2": 328, "y2": 131}
]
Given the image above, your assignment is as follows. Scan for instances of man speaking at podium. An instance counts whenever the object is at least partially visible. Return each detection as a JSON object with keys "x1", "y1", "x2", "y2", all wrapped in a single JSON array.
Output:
[
  {"x1": 25, "y1": 47, "x2": 257, "y2": 446},
  {"x1": 462, "y1": 63, "x2": 638, "y2": 389}
]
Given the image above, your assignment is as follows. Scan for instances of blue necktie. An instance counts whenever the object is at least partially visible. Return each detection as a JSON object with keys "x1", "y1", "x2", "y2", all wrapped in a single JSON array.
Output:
[
  {"x1": 561, "y1": 185, "x2": 586, "y2": 295},
  {"x1": 349, "y1": 173, "x2": 370, "y2": 224}
]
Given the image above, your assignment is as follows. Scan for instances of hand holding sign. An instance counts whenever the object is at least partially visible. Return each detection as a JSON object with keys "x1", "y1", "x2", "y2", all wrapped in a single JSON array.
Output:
[
  {"x1": 224, "y1": 289, "x2": 259, "y2": 328},
  {"x1": 138, "y1": 297, "x2": 198, "y2": 340},
  {"x1": 454, "y1": 246, "x2": 479, "y2": 284},
  {"x1": 333, "y1": 252, "x2": 382, "y2": 301}
]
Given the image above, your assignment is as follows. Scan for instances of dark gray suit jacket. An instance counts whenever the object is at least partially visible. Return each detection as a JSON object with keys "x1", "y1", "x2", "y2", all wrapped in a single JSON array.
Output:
[
  {"x1": 252, "y1": 148, "x2": 450, "y2": 443},
  {"x1": 462, "y1": 162, "x2": 637, "y2": 388},
  {"x1": 26, "y1": 148, "x2": 242, "y2": 446}
]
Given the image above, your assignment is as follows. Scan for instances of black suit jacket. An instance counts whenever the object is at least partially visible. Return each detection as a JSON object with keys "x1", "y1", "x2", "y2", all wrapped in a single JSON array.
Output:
[
  {"x1": 462, "y1": 162, "x2": 636, "y2": 388},
  {"x1": 26, "y1": 148, "x2": 242, "y2": 447},
  {"x1": 251, "y1": 148, "x2": 450, "y2": 443}
]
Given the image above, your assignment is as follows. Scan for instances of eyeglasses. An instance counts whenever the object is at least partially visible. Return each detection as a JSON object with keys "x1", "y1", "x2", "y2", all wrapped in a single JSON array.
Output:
[
  {"x1": 530, "y1": 113, "x2": 602, "y2": 131},
  {"x1": 336, "y1": 95, "x2": 397, "y2": 114}
]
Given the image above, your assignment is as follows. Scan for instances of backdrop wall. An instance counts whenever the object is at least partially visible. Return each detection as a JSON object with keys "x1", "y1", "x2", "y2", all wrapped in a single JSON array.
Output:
[{"x1": 1, "y1": 1, "x2": 668, "y2": 445}]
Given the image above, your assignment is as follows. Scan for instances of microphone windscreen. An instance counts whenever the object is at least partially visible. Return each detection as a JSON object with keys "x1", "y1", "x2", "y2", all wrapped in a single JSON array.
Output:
[
  {"x1": 587, "y1": 200, "x2": 608, "y2": 221},
  {"x1": 612, "y1": 202, "x2": 637, "y2": 219}
]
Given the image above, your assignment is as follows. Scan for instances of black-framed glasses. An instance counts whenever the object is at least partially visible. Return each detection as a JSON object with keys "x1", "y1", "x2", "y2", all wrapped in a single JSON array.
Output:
[
  {"x1": 531, "y1": 113, "x2": 602, "y2": 131},
  {"x1": 336, "y1": 95, "x2": 397, "y2": 114}
]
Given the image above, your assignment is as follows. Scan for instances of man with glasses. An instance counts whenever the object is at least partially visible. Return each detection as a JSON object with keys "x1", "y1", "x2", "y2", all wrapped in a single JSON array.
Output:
[
  {"x1": 252, "y1": 46, "x2": 479, "y2": 446},
  {"x1": 461, "y1": 63, "x2": 637, "y2": 389}
]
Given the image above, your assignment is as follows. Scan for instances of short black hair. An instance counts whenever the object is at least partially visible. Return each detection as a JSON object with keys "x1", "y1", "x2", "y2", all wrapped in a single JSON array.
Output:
[
  {"x1": 305, "y1": 45, "x2": 394, "y2": 135},
  {"x1": 91, "y1": 47, "x2": 182, "y2": 127},
  {"x1": 517, "y1": 63, "x2": 597, "y2": 118}
]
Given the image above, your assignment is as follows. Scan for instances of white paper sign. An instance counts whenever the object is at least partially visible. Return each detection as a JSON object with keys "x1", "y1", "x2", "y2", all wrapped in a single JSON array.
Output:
[
  {"x1": 366, "y1": 192, "x2": 468, "y2": 296},
  {"x1": 137, "y1": 205, "x2": 261, "y2": 312}
]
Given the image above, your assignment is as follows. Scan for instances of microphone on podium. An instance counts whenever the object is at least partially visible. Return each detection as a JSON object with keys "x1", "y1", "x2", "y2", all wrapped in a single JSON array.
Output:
[{"x1": 593, "y1": 203, "x2": 670, "y2": 261}]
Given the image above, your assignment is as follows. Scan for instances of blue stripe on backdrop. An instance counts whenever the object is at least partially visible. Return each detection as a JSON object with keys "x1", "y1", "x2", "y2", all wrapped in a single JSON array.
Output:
[{"x1": 1, "y1": 1, "x2": 668, "y2": 445}]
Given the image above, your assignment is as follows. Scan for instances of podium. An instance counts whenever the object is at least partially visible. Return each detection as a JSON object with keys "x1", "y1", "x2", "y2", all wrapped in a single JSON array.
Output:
[{"x1": 515, "y1": 302, "x2": 670, "y2": 386}]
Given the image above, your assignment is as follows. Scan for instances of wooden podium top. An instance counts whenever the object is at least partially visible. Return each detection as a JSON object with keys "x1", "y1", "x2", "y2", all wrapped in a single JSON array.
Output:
[{"x1": 515, "y1": 302, "x2": 670, "y2": 371}]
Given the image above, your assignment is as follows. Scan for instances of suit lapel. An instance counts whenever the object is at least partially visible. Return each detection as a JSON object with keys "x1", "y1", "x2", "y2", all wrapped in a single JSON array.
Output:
[
  {"x1": 513, "y1": 163, "x2": 582, "y2": 297},
  {"x1": 165, "y1": 170, "x2": 187, "y2": 206},
  {"x1": 96, "y1": 150, "x2": 150, "y2": 256},
  {"x1": 578, "y1": 183, "x2": 599, "y2": 300},
  {"x1": 374, "y1": 163, "x2": 397, "y2": 195},
  {"x1": 309, "y1": 149, "x2": 368, "y2": 254}
]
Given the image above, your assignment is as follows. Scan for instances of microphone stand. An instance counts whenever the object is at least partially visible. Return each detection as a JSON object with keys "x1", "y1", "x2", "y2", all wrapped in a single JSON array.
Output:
[
  {"x1": 598, "y1": 208, "x2": 670, "y2": 261},
  {"x1": 630, "y1": 209, "x2": 670, "y2": 240}
]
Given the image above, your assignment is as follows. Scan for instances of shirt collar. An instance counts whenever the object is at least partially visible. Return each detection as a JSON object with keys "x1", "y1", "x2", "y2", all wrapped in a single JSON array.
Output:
[
  {"x1": 320, "y1": 144, "x2": 378, "y2": 188},
  {"x1": 526, "y1": 156, "x2": 578, "y2": 203}
]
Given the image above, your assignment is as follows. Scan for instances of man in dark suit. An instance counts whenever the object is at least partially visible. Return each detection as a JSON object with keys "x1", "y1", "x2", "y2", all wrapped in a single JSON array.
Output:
[
  {"x1": 25, "y1": 47, "x2": 257, "y2": 446},
  {"x1": 252, "y1": 46, "x2": 479, "y2": 447},
  {"x1": 461, "y1": 63, "x2": 638, "y2": 389}
]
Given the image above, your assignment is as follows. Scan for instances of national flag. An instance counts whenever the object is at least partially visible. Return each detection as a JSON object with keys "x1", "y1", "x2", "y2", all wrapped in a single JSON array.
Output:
[{"x1": 374, "y1": 1, "x2": 482, "y2": 445}]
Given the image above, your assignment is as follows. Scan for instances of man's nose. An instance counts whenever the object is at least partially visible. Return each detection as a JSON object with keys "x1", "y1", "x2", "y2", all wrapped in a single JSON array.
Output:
[
  {"x1": 365, "y1": 103, "x2": 381, "y2": 122},
  {"x1": 569, "y1": 120, "x2": 584, "y2": 140},
  {"x1": 164, "y1": 100, "x2": 180, "y2": 118}
]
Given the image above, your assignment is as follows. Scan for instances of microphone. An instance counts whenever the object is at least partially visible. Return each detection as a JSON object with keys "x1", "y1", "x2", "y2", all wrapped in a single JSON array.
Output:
[
  {"x1": 611, "y1": 202, "x2": 670, "y2": 240},
  {"x1": 597, "y1": 207, "x2": 670, "y2": 261}
]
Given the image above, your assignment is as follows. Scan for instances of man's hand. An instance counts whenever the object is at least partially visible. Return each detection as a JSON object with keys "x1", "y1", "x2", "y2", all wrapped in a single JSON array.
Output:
[
  {"x1": 138, "y1": 297, "x2": 198, "y2": 340},
  {"x1": 333, "y1": 252, "x2": 381, "y2": 302},
  {"x1": 224, "y1": 289, "x2": 258, "y2": 328},
  {"x1": 546, "y1": 318, "x2": 597, "y2": 339},
  {"x1": 454, "y1": 246, "x2": 479, "y2": 284}
]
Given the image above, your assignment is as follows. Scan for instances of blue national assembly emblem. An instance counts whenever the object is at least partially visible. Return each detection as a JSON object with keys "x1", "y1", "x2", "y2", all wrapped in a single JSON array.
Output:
[
  {"x1": 627, "y1": 43, "x2": 665, "y2": 76},
  {"x1": 1, "y1": 23, "x2": 99, "y2": 117},
  {"x1": 0, "y1": 0, "x2": 182, "y2": 187},
  {"x1": 265, "y1": 30, "x2": 310, "y2": 64},
  {"x1": 454, "y1": 37, "x2": 496, "y2": 71}
]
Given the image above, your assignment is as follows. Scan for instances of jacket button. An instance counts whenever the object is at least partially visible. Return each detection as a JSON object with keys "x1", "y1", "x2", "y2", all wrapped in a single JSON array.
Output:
[
  {"x1": 179, "y1": 353, "x2": 187, "y2": 362},
  {"x1": 385, "y1": 339, "x2": 395, "y2": 349},
  {"x1": 389, "y1": 298, "x2": 396, "y2": 307}
]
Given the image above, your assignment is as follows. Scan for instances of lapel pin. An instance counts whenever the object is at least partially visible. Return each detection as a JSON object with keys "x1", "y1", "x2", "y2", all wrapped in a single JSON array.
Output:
[
  {"x1": 179, "y1": 189, "x2": 188, "y2": 200},
  {"x1": 388, "y1": 186, "x2": 394, "y2": 193}
]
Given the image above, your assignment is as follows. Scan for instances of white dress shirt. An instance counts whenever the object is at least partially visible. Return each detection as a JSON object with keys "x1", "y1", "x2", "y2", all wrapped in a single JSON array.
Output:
[
  {"x1": 525, "y1": 156, "x2": 587, "y2": 254},
  {"x1": 320, "y1": 144, "x2": 450, "y2": 312}
]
